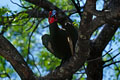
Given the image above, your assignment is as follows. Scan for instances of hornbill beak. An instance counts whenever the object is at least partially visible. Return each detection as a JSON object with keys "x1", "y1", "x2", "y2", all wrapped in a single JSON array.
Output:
[{"x1": 51, "y1": 10, "x2": 57, "y2": 17}]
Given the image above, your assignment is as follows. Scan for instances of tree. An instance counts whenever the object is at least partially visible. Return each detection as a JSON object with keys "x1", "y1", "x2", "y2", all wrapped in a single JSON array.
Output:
[{"x1": 0, "y1": 0, "x2": 120, "y2": 80}]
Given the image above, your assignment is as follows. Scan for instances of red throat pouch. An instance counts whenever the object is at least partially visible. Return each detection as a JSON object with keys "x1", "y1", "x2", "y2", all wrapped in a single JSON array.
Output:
[
  {"x1": 48, "y1": 17, "x2": 57, "y2": 24},
  {"x1": 48, "y1": 11, "x2": 57, "y2": 24}
]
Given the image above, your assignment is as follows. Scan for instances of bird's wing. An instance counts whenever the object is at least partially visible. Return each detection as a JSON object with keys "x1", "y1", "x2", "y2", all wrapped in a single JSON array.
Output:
[
  {"x1": 41, "y1": 34, "x2": 54, "y2": 53},
  {"x1": 64, "y1": 22, "x2": 78, "y2": 48},
  {"x1": 47, "y1": 41, "x2": 54, "y2": 53},
  {"x1": 60, "y1": 28, "x2": 74, "y2": 55},
  {"x1": 67, "y1": 36, "x2": 74, "y2": 55}
]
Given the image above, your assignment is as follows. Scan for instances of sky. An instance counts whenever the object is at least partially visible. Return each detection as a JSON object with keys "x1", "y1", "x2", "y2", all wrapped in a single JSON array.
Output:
[{"x1": 0, "y1": 0, "x2": 21, "y2": 11}]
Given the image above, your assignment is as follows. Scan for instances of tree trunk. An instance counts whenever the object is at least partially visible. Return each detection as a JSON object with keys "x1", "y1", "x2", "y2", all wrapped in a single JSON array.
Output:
[
  {"x1": 87, "y1": 24, "x2": 118, "y2": 80},
  {"x1": 87, "y1": 51, "x2": 103, "y2": 80}
]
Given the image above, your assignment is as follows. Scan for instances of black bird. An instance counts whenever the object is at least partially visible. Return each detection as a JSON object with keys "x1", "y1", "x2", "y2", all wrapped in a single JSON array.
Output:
[
  {"x1": 42, "y1": 10, "x2": 78, "y2": 80},
  {"x1": 42, "y1": 10, "x2": 77, "y2": 64}
]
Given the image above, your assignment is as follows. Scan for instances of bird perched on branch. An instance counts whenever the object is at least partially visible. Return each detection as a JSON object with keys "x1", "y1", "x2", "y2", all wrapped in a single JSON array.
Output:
[{"x1": 42, "y1": 10, "x2": 78, "y2": 65}]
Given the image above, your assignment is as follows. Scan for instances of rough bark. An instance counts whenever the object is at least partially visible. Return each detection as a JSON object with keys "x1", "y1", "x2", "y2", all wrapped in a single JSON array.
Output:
[
  {"x1": 0, "y1": 35, "x2": 36, "y2": 80},
  {"x1": 87, "y1": 24, "x2": 119, "y2": 80}
]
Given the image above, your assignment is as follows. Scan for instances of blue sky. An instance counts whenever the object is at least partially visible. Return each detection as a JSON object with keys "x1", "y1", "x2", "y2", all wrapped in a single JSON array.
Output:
[{"x1": 0, "y1": 0, "x2": 20, "y2": 11}]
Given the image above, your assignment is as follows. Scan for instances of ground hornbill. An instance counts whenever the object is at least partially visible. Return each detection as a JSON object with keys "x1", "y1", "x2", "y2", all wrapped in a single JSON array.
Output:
[{"x1": 42, "y1": 10, "x2": 78, "y2": 65}]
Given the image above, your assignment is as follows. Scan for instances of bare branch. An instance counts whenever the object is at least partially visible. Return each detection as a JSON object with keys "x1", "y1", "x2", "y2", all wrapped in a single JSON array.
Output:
[
  {"x1": 103, "y1": 50, "x2": 120, "y2": 73},
  {"x1": 10, "y1": 0, "x2": 32, "y2": 9},
  {"x1": 24, "y1": 0, "x2": 75, "y2": 26},
  {"x1": 92, "y1": 24, "x2": 118, "y2": 52},
  {"x1": 26, "y1": 19, "x2": 43, "y2": 76},
  {"x1": 104, "y1": 52, "x2": 120, "y2": 62},
  {"x1": 103, "y1": 61, "x2": 120, "y2": 68},
  {"x1": 87, "y1": 49, "x2": 112, "y2": 63},
  {"x1": 25, "y1": 9, "x2": 48, "y2": 18},
  {"x1": 27, "y1": 19, "x2": 43, "y2": 60},
  {"x1": 71, "y1": 0, "x2": 82, "y2": 17}
]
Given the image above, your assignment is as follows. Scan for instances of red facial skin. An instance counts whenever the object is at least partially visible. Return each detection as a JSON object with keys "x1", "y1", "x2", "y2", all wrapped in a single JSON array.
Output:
[{"x1": 48, "y1": 11, "x2": 57, "y2": 24}]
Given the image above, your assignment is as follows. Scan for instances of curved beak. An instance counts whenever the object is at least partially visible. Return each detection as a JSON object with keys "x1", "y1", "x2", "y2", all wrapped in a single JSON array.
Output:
[{"x1": 51, "y1": 10, "x2": 56, "y2": 17}]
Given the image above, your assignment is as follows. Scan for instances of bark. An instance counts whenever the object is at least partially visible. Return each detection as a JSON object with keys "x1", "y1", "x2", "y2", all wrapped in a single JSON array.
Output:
[
  {"x1": 86, "y1": 1, "x2": 120, "y2": 79},
  {"x1": 87, "y1": 24, "x2": 119, "y2": 80},
  {"x1": 0, "y1": 35, "x2": 36, "y2": 80}
]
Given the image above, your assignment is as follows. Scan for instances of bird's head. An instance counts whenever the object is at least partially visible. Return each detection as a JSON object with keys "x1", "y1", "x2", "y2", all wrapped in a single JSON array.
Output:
[{"x1": 48, "y1": 10, "x2": 57, "y2": 24}]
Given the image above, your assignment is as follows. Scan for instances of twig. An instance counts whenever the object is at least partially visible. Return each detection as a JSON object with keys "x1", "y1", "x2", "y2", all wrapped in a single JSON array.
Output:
[
  {"x1": 104, "y1": 52, "x2": 120, "y2": 62},
  {"x1": 10, "y1": 0, "x2": 24, "y2": 8},
  {"x1": 78, "y1": 73, "x2": 85, "y2": 80},
  {"x1": 87, "y1": 49, "x2": 112, "y2": 63},
  {"x1": 28, "y1": 53, "x2": 41, "y2": 76},
  {"x1": 103, "y1": 50, "x2": 120, "y2": 74},
  {"x1": 102, "y1": 48, "x2": 113, "y2": 57},
  {"x1": 71, "y1": 0, "x2": 82, "y2": 17},
  {"x1": 42, "y1": 24, "x2": 49, "y2": 28},
  {"x1": 10, "y1": 0, "x2": 31, "y2": 9},
  {"x1": 0, "y1": 59, "x2": 11, "y2": 79},
  {"x1": 77, "y1": 0, "x2": 80, "y2": 8},
  {"x1": 26, "y1": 19, "x2": 35, "y2": 31},
  {"x1": 0, "y1": 72, "x2": 11, "y2": 79},
  {"x1": 0, "y1": 13, "x2": 14, "y2": 34},
  {"x1": 103, "y1": 61, "x2": 120, "y2": 68},
  {"x1": 19, "y1": 0, "x2": 33, "y2": 9},
  {"x1": 27, "y1": 19, "x2": 43, "y2": 76},
  {"x1": 27, "y1": 19, "x2": 42, "y2": 61}
]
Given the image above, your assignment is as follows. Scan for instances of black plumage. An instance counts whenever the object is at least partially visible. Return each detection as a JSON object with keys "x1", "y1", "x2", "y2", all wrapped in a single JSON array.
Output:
[
  {"x1": 42, "y1": 10, "x2": 78, "y2": 80},
  {"x1": 42, "y1": 22, "x2": 73, "y2": 61},
  {"x1": 42, "y1": 10, "x2": 78, "y2": 64}
]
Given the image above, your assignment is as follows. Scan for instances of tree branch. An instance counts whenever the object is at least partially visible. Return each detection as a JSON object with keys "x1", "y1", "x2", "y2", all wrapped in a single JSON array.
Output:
[
  {"x1": 92, "y1": 24, "x2": 118, "y2": 52},
  {"x1": 24, "y1": 0, "x2": 73, "y2": 25},
  {"x1": 0, "y1": 35, "x2": 36, "y2": 80},
  {"x1": 25, "y1": 9, "x2": 48, "y2": 18},
  {"x1": 71, "y1": 0, "x2": 81, "y2": 17},
  {"x1": 104, "y1": 52, "x2": 120, "y2": 62},
  {"x1": 79, "y1": 0, "x2": 96, "y2": 34},
  {"x1": 103, "y1": 51, "x2": 120, "y2": 73},
  {"x1": 103, "y1": 61, "x2": 120, "y2": 68}
]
